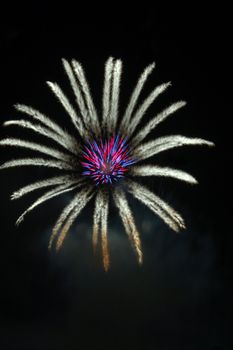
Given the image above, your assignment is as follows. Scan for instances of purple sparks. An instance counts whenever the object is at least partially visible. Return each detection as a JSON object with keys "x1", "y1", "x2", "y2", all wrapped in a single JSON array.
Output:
[{"x1": 81, "y1": 135, "x2": 135, "y2": 185}]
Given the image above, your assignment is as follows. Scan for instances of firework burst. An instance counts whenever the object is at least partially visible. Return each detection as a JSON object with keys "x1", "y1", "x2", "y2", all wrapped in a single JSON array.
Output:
[{"x1": 0, "y1": 57, "x2": 214, "y2": 270}]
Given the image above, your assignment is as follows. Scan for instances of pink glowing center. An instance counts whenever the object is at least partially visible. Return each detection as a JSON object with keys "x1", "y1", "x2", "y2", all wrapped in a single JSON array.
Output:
[{"x1": 81, "y1": 135, "x2": 135, "y2": 185}]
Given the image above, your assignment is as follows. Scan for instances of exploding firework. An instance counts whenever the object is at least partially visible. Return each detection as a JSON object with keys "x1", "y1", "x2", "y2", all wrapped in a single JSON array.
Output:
[{"x1": 0, "y1": 57, "x2": 214, "y2": 270}]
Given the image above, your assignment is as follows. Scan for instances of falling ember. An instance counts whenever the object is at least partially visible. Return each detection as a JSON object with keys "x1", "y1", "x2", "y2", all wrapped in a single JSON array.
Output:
[{"x1": 81, "y1": 135, "x2": 135, "y2": 185}]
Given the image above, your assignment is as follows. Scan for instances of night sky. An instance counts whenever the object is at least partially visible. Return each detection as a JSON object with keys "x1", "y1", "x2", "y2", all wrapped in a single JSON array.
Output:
[{"x1": 0, "y1": 6, "x2": 232, "y2": 350}]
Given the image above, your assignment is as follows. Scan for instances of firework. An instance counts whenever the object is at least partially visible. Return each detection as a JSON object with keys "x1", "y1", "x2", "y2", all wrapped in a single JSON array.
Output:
[{"x1": 0, "y1": 57, "x2": 214, "y2": 270}]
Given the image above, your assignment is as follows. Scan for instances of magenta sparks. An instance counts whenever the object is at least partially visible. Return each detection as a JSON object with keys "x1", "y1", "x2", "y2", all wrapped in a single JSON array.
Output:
[{"x1": 81, "y1": 135, "x2": 135, "y2": 185}]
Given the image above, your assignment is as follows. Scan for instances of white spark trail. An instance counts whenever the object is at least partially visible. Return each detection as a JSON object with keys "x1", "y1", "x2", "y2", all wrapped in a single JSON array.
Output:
[
  {"x1": 131, "y1": 165, "x2": 198, "y2": 184},
  {"x1": 127, "y1": 180, "x2": 185, "y2": 232},
  {"x1": 135, "y1": 135, "x2": 215, "y2": 161},
  {"x1": 0, "y1": 158, "x2": 75, "y2": 171},
  {"x1": 62, "y1": 59, "x2": 90, "y2": 129},
  {"x1": 0, "y1": 138, "x2": 75, "y2": 163},
  {"x1": 47, "y1": 81, "x2": 85, "y2": 136},
  {"x1": 48, "y1": 187, "x2": 93, "y2": 249},
  {"x1": 49, "y1": 189, "x2": 86, "y2": 249},
  {"x1": 16, "y1": 183, "x2": 79, "y2": 226},
  {"x1": 102, "y1": 57, "x2": 114, "y2": 132},
  {"x1": 72, "y1": 59, "x2": 100, "y2": 133},
  {"x1": 14, "y1": 104, "x2": 79, "y2": 151},
  {"x1": 132, "y1": 101, "x2": 186, "y2": 146},
  {"x1": 55, "y1": 188, "x2": 94, "y2": 251},
  {"x1": 100, "y1": 191, "x2": 109, "y2": 271},
  {"x1": 120, "y1": 62, "x2": 155, "y2": 131},
  {"x1": 11, "y1": 175, "x2": 79, "y2": 200},
  {"x1": 3, "y1": 119, "x2": 78, "y2": 155},
  {"x1": 127, "y1": 82, "x2": 171, "y2": 137},
  {"x1": 109, "y1": 59, "x2": 122, "y2": 131},
  {"x1": 92, "y1": 191, "x2": 103, "y2": 254},
  {"x1": 113, "y1": 187, "x2": 143, "y2": 264}
]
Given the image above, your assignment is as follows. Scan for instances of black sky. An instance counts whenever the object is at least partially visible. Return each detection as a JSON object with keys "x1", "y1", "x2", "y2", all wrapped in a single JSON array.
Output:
[{"x1": 0, "y1": 6, "x2": 232, "y2": 350}]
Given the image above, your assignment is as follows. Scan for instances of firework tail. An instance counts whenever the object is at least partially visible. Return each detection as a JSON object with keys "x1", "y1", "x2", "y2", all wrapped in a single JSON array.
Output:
[
  {"x1": 62, "y1": 59, "x2": 89, "y2": 128},
  {"x1": 100, "y1": 190, "x2": 110, "y2": 271},
  {"x1": 0, "y1": 158, "x2": 75, "y2": 171},
  {"x1": 102, "y1": 57, "x2": 114, "y2": 134},
  {"x1": 113, "y1": 187, "x2": 143, "y2": 264},
  {"x1": 55, "y1": 187, "x2": 94, "y2": 251},
  {"x1": 120, "y1": 62, "x2": 155, "y2": 131},
  {"x1": 3, "y1": 119, "x2": 74, "y2": 154},
  {"x1": 131, "y1": 165, "x2": 198, "y2": 184},
  {"x1": 127, "y1": 179, "x2": 185, "y2": 232},
  {"x1": 127, "y1": 82, "x2": 171, "y2": 137},
  {"x1": 47, "y1": 81, "x2": 85, "y2": 136},
  {"x1": 132, "y1": 101, "x2": 186, "y2": 145},
  {"x1": 14, "y1": 104, "x2": 80, "y2": 151},
  {"x1": 48, "y1": 185, "x2": 91, "y2": 249},
  {"x1": 135, "y1": 135, "x2": 215, "y2": 160},
  {"x1": 11, "y1": 175, "x2": 80, "y2": 200},
  {"x1": 16, "y1": 183, "x2": 80, "y2": 225},
  {"x1": 109, "y1": 59, "x2": 122, "y2": 131},
  {"x1": 0, "y1": 138, "x2": 75, "y2": 164},
  {"x1": 71, "y1": 60, "x2": 100, "y2": 134},
  {"x1": 92, "y1": 191, "x2": 103, "y2": 254}
]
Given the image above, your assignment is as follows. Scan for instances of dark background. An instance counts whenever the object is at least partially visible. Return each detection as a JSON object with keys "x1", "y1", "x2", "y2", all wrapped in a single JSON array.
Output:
[{"x1": 0, "y1": 6, "x2": 232, "y2": 350}]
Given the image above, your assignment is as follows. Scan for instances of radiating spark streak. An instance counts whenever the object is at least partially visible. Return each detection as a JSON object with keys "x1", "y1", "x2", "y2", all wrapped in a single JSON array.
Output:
[
  {"x1": 0, "y1": 138, "x2": 75, "y2": 163},
  {"x1": 135, "y1": 135, "x2": 215, "y2": 161},
  {"x1": 127, "y1": 180, "x2": 185, "y2": 232},
  {"x1": 102, "y1": 57, "x2": 114, "y2": 132},
  {"x1": 62, "y1": 59, "x2": 90, "y2": 129},
  {"x1": 71, "y1": 60, "x2": 100, "y2": 133},
  {"x1": 47, "y1": 81, "x2": 85, "y2": 136},
  {"x1": 109, "y1": 59, "x2": 122, "y2": 131},
  {"x1": 49, "y1": 191, "x2": 83, "y2": 249},
  {"x1": 113, "y1": 187, "x2": 143, "y2": 264},
  {"x1": 49, "y1": 186, "x2": 93, "y2": 249},
  {"x1": 92, "y1": 191, "x2": 103, "y2": 253},
  {"x1": 16, "y1": 183, "x2": 79, "y2": 226},
  {"x1": 0, "y1": 158, "x2": 75, "y2": 171},
  {"x1": 14, "y1": 104, "x2": 79, "y2": 151},
  {"x1": 55, "y1": 188, "x2": 94, "y2": 251},
  {"x1": 11, "y1": 175, "x2": 79, "y2": 200},
  {"x1": 3, "y1": 119, "x2": 77, "y2": 155},
  {"x1": 127, "y1": 82, "x2": 171, "y2": 136},
  {"x1": 100, "y1": 191, "x2": 109, "y2": 271},
  {"x1": 120, "y1": 62, "x2": 155, "y2": 131},
  {"x1": 132, "y1": 101, "x2": 186, "y2": 145},
  {"x1": 14, "y1": 104, "x2": 65, "y2": 136},
  {"x1": 131, "y1": 165, "x2": 198, "y2": 184}
]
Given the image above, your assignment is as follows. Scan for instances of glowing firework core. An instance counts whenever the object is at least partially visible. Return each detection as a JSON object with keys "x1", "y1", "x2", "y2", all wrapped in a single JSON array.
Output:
[{"x1": 81, "y1": 135, "x2": 135, "y2": 184}]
